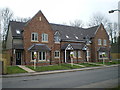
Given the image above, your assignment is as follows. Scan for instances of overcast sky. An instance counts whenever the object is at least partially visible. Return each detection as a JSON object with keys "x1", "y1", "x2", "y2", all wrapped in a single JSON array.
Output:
[{"x1": 0, "y1": 0, "x2": 119, "y2": 27}]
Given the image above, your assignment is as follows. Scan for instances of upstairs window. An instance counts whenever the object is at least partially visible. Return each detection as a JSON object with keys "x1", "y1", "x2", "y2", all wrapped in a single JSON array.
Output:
[
  {"x1": 98, "y1": 39, "x2": 102, "y2": 45},
  {"x1": 54, "y1": 31, "x2": 60, "y2": 43},
  {"x1": 54, "y1": 36, "x2": 60, "y2": 43},
  {"x1": 42, "y1": 33, "x2": 48, "y2": 42},
  {"x1": 103, "y1": 39, "x2": 107, "y2": 46},
  {"x1": 31, "y1": 33, "x2": 38, "y2": 41}
]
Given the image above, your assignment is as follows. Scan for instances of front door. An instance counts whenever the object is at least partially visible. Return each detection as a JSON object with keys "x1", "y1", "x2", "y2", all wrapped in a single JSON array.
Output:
[
  {"x1": 16, "y1": 52, "x2": 22, "y2": 65},
  {"x1": 66, "y1": 51, "x2": 71, "y2": 63}
]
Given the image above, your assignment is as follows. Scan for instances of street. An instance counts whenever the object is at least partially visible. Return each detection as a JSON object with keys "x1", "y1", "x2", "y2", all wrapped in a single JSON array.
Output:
[{"x1": 2, "y1": 66, "x2": 119, "y2": 88}]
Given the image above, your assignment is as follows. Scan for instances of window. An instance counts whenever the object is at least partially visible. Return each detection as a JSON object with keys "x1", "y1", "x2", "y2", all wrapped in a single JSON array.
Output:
[
  {"x1": 54, "y1": 36, "x2": 60, "y2": 43},
  {"x1": 75, "y1": 36, "x2": 78, "y2": 39},
  {"x1": 31, "y1": 52, "x2": 34, "y2": 60},
  {"x1": 66, "y1": 35, "x2": 69, "y2": 38},
  {"x1": 73, "y1": 51, "x2": 76, "y2": 58},
  {"x1": 16, "y1": 30, "x2": 21, "y2": 34},
  {"x1": 39, "y1": 17, "x2": 41, "y2": 21},
  {"x1": 87, "y1": 50, "x2": 90, "y2": 57},
  {"x1": 54, "y1": 51, "x2": 60, "y2": 58},
  {"x1": 103, "y1": 39, "x2": 107, "y2": 46},
  {"x1": 98, "y1": 39, "x2": 102, "y2": 45},
  {"x1": 78, "y1": 51, "x2": 81, "y2": 58},
  {"x1": 39, "y1": 52, "x2": 46, "y2": 60},
  {"x1": 42, "y1": 33, "x2": 48, "y2": 42},
  {"x1": 99, "y1": 52, "x2": 108, "y2": 59},
  {"x1": 31, "y1": 33, "x2": 38, "y2": 41}
]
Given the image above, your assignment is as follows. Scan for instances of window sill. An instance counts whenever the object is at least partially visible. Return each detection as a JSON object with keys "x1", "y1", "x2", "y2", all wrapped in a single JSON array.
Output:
[
  {"x1": 54, "y1": 57, "x2": 60, "y2": 59},
  {"x1": 99, "y1": 58, "x2": 108, "y2": 59},
  {"x1": 78, "y1": 57, "x2": 82, "y2": 58},
  {"x1": 31, "y1": 41, "x2": 39, "y2": 42},
  {"x1": 41, "y1": 41, "x2": 48, "y2": 43},
  {"x1": 30, "y1": 60, "x2": 36, "y2": 62},
  {"x1": 38, "y1": 60, "x2": 48, "y2": 62},
  {"x1": 55, "y1": 42, "x2": 60, "y2": 44}
]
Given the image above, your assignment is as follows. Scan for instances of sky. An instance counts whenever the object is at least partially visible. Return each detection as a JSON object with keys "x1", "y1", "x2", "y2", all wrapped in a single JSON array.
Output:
[{"x1": 0, "y1": 0, "x2": 119, "y2": 27}]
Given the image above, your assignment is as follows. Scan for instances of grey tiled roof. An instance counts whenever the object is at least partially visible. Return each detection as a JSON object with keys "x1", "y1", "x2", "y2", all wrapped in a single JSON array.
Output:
[
  {"x1": 9, "y1": 21, "x2": 99, "y2": 41},
  {"x1": 13, "y1": 44, "x2": 24, "y2": 49},
  {"x1": 61, "y1": 43, "x2": 85, "y2": 50},
  {"x1": 97, "y1": 47, "x2": 109, "y2": 52},
  {"x1": 28, "y1": 44, "x2": 51, "y2": 51},
  {"x1": 50, "y1": 23, "x2": 99, "y2": 41},
  {"x1": 9, "y1": 21, "x2": 26, "y2": 37}
]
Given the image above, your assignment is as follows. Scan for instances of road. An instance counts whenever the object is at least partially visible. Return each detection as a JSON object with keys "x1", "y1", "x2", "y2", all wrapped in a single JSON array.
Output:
[{"x1": 2, "y1": 66, "x2": 119, "y2": 88}]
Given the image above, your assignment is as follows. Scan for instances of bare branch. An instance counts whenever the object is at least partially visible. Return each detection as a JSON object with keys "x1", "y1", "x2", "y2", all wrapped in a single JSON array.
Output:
[{"x1": 70, "y1": 19, "x2": 84, "y2": 28}]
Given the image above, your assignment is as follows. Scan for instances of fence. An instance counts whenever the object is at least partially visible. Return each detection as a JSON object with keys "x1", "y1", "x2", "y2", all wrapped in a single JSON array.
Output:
[{"x1": 111, "y1": 53, "x2": 120, "y2": 60}]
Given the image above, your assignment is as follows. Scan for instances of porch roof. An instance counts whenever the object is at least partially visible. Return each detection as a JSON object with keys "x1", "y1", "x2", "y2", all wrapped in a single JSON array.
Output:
[
  {"x1": 61, "y1": 43, "x2": 85, "y2": 50},
  {"x1": 28, "y1": 44, "x2": 51, "y2": 51},
  {"x1": 97, "y1": 47, "x2": 109, "y2": 52},
  {"x1": 13, "y1": 44, "x2": 24, "y2": 50}
]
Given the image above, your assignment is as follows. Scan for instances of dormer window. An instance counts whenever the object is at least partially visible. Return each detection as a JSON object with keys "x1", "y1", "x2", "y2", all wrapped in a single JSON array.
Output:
[
  {"x1": 16, "y1": 30, "x2": 21, "y2": 34},
  {"x1": 54, "y1": 31, "x2": 60, "y2": 43}
]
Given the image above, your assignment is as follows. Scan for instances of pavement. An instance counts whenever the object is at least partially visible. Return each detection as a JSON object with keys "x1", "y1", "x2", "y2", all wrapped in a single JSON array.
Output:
[
  {"x1": 2, "y1": 64, "x2": 119, "y2": 78},
  {"x1": 17, "y1": 65, "x2": 35, "y2": 73}
]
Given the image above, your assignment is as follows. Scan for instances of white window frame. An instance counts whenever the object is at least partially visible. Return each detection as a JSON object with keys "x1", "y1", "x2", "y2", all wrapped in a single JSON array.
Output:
[
  {"x1": 42, "y1": 33, "x2": 48, "y2": 42},
  {"x1": 54, "y1": 51, "x2": 60, "y2": 58},
  {"x1": 99, "y1": 52, "x2": 108, "y2": 59},
  {"x1": 31, "y1": 32, "x2": 38, "y2": 41},
  {"x1": 54, "y1": 36, "x2": 60, "y2": 43},
  {"x1": 103, "y1": 39, "x2": 107, "y2": 46},
  {"x1": 78, "y1": 51, "x2": 81, "y2": 58},
  {"x1": 73, "y1": 51, "x2": 76, "y2": 58},
  {"x1": 38, "y1": 52, "x2": 46, "y2": 61},
  {"x1": 98, "y1": 39, "x2": 102, "y2": 45}
]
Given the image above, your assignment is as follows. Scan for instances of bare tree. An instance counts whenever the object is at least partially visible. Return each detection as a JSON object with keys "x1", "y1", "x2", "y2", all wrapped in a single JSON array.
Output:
[
  {"x1": 70, "y1": 19, "x2": 84, "y2": 28},
  {"x1": 88, "y1": 13, "x2": 109, "y2": 28},
  {"x1": 14, "y1": 17, "x2": 31, "y2": 22},
  {"x1": 107, "y1": 22, "x2": 118, "y2": 43},
  {"x1": 1, "y1": 8, "x2": 13, "y2": 41}
]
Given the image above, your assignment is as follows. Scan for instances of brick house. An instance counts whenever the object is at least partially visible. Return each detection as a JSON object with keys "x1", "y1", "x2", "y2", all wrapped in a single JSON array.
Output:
[{"x1": 6, "y1": 10, "x2": 110, "y2": 65}]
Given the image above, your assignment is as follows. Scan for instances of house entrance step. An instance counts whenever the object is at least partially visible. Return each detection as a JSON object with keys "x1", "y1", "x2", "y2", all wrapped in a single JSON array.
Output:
[{"x1": 17, "y1": 65, "x2": 35, "y2": 73}]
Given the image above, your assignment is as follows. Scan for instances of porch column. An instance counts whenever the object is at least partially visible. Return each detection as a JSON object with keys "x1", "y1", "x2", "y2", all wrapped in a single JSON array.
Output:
[
  {"x1": 86, "y1": 49, "x2": 89, "y2": 62},
  {"x1": 65, "y1": 49, "x2": 67, "y2": 63}
]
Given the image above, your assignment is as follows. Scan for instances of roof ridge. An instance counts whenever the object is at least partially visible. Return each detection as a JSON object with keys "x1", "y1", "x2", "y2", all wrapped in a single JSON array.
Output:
[{"x1": 50, "y1": 23, "x2": 84, "y2": 29}]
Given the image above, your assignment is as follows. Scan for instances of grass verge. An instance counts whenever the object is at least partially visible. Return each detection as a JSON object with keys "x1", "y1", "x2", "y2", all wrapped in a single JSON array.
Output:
[
  {"x1": 26, "y1": 64, "x2": 82, "y2": 72},
  {"x1": 95, "y1": 60, "x2": 120, "y2": 65},
  {"x1": 7, "y1": 66, "x2": 27, "y2": 74}
]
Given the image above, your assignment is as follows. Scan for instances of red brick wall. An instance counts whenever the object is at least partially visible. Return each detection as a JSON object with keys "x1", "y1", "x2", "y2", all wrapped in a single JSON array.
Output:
[
  {"x1": 91, "y1": 24, "x2": 110, "y2": 62},
  {"x1": 23, "y1": 11, "x2": 54, "y2": 65}
]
